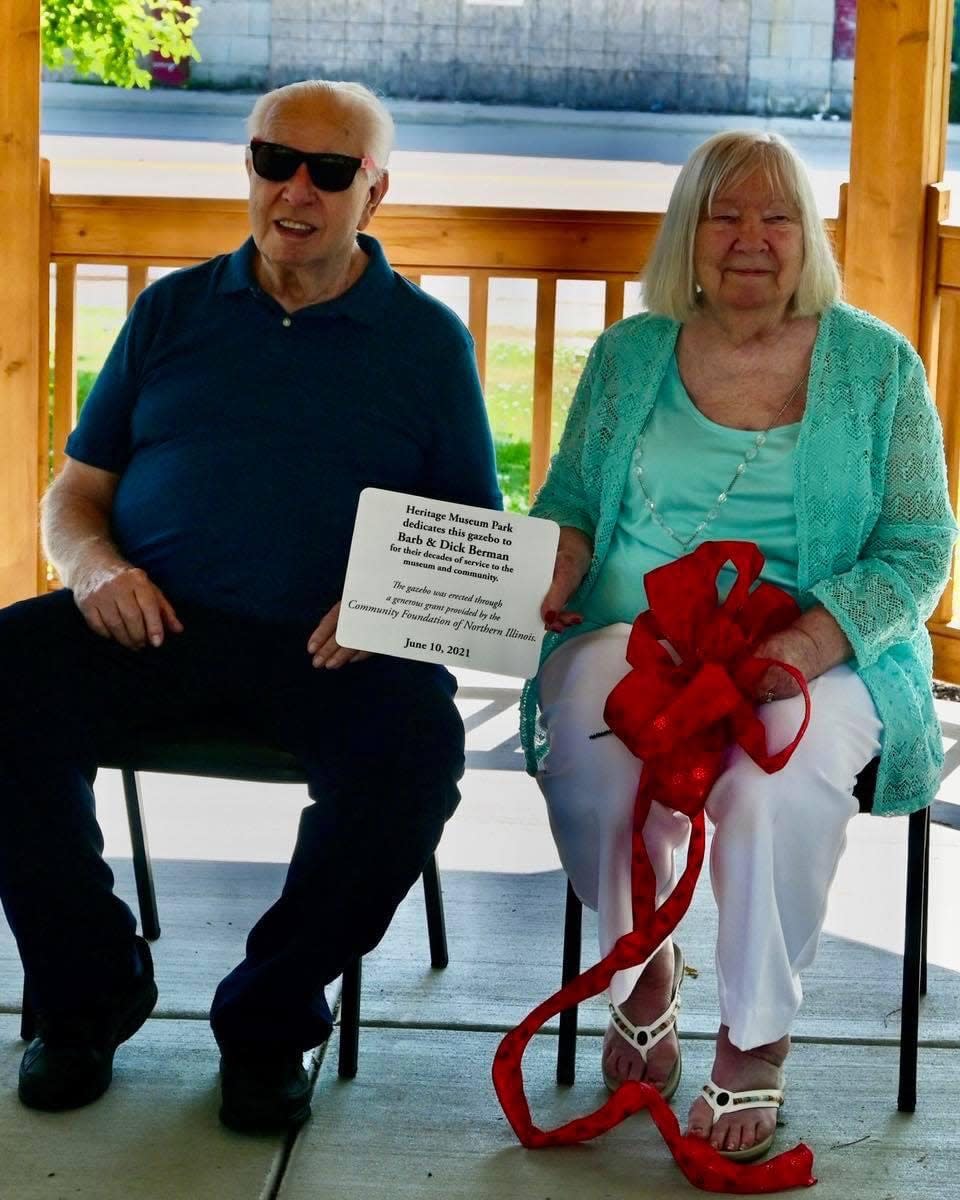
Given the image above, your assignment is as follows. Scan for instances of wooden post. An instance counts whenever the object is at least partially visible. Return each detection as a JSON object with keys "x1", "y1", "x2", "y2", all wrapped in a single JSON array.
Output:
[
  {"x1": 844, "y1": 0, "x2": 954, "y2": 343},
  {"x1": 0, "y1": 1, "x2": 41, "y2": 604}
]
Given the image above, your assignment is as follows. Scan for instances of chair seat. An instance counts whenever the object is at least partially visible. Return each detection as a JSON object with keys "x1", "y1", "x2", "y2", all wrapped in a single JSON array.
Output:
[
  {"x1": 853, "y1": 757, "x2": 878, "y2": 812},
  {"x1": 99, "y1": 731, "x2": 308, "y2": 785}
]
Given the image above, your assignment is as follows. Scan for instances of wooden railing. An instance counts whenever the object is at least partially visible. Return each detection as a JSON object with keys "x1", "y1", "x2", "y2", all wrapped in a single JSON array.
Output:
[
  {"x1": 41, "y1": 179, "x2": 844, "y2": 499},
  {"x1": 43, "y1": 173, "x2": 960, "y2": 679},
  {"x1": 923, "y1": 186, "x2": 960, "y2": 679}
]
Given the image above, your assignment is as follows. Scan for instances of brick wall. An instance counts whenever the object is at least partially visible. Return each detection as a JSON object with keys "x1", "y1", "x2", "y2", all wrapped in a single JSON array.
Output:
[
  {"x1": 190, "y1": 0, "x2": 271, "y2": 88},
  {"x1": 747, "y1": 0, "x2": 839, "y2": 116},
  {"x1": 162, "y1": 0, "x2": 857, "y2": 116},
  {"x1": 268, "y1": 0, "x2": 753, "y2": 112}
]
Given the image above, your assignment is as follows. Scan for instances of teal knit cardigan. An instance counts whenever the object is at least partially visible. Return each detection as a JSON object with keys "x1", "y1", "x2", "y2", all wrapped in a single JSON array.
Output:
[{"x1": 521, "y1": 303, "x2": 958, "y2": 816}]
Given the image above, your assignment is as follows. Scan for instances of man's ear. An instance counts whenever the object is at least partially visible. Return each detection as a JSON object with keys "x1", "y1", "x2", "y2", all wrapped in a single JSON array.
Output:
[{"x1": 358, "y1": 170, "x2": 389, "y2": 231}]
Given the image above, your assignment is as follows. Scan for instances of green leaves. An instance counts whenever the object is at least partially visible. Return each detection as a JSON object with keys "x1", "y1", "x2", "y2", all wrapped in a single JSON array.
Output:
[{"x1": 41, "y1": 0, "x2": 201, "y2": 89}]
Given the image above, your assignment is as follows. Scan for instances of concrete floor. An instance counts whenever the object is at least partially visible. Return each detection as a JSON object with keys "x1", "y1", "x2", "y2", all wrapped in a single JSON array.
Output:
[{"x1": 0, "y1": 680, "x2": 958, "y2": 1199}]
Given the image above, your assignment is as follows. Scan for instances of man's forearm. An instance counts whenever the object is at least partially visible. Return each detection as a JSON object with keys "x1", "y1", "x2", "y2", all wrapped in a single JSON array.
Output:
[{"x1": 41, "y1": 484, "x2": 129, "y2": 592}]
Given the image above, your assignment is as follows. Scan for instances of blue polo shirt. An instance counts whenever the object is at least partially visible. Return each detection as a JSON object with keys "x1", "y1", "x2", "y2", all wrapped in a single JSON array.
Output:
[{"x1": 66, "y1": 235, "x2": 502, "y2": 624}]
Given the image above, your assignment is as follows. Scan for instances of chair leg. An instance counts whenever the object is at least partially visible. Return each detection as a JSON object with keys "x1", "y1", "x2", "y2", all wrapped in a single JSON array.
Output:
[
  {"x1": 920, "y1": 807, "x2": 930, "y2": 998},
  {"x1": 897, "y1": 807, "x2": 929, "y2": 1113},
  {"x1": 421, "y1": 852, "x2": 448, "y2": 969},
  {"x1": 121, "y1": 769, "x2": 161, "y2": 941},
  {"x1": 338, "y1": 957, "x2": 361, "y2": 1079},
  {"x1": 20, "y1": 978, "x2": 35, "y2": 1042},
  {"x1": 557, "y1": 880, "x2": 582, "y2": 1086}
]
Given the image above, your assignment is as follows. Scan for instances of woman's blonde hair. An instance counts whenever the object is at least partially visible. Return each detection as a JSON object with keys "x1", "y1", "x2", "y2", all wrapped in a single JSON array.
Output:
[
  {"x1": 642, "y1": 130, "x2": 841, "y2": 321},
  {"x1": 247, "y1": 80, "x2": 395, "y2": 177}
]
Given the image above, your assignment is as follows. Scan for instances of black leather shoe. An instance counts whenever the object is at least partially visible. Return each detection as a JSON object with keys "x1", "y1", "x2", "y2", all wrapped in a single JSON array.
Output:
[
  {"x1": 18, "y1": 939, "x2": 158, "y2": 1112},
  {"x1": 219, "y1": 1048, "x2": 312, "y2": 1134}
]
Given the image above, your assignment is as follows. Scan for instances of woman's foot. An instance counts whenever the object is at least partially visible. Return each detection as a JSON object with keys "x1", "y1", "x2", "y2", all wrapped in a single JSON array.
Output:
[
  {"x1": 602, "y1": 939, "x2": 681, "y2": 1090},
  {"x1": 686, "y1": 1025, "x2": 788, "y2": 1155}
]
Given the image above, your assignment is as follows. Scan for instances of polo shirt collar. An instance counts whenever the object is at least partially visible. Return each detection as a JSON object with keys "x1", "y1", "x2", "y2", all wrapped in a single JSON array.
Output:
[{"x1": 218, "y1": 233, "x2": 393, "y2": 326}]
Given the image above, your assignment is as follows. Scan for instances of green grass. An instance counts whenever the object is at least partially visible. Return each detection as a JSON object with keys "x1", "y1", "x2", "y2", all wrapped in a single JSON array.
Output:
[
  {"x1": 484, "y1": 335, "x2": 589, "y2": 512},
  {"x1": 62, "y1": 308, "x2": 592, "y2": 514},
  {"x1": 74, "y1": 306, "x2": 127, "y2": 419}
]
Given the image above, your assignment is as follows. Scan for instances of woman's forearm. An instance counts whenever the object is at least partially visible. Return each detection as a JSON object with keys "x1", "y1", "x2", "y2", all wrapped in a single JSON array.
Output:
[
  {"x1": 752, "y1": 604, "x2": 853, "y2": 700},
  {"x1": 790, "y1": 605, "x2": 853, "y2": 677},
  {"x1": 540, "y1": 525, "x2": 594, "y2": 623}
]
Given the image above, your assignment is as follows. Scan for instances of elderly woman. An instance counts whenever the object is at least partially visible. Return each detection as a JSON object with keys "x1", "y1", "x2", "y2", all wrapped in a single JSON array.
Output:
[{"x1": 522, "y1": 130, "x2": 956, "y2": 1161}]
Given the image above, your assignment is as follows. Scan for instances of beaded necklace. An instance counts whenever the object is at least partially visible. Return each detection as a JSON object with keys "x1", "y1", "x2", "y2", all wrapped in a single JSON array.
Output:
[{"x1": 633, "y1": 373, "x2": 806, "y2": 552}]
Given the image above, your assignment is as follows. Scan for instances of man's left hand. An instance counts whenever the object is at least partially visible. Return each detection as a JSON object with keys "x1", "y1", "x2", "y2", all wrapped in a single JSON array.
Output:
[{"x1": 307, "y1": 601, "x2": 372, "y2": 669}]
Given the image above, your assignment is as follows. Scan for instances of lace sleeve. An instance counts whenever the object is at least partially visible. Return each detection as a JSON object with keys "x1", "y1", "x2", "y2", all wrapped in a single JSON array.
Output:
[{"x1": 809, "y1": 359, "x2": 958, "y2": 667}]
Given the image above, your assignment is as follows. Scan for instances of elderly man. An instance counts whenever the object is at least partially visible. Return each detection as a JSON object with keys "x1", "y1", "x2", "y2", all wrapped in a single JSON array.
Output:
[{"x1": 0, "y1": 80, "x2": 500, "y2": 1132}]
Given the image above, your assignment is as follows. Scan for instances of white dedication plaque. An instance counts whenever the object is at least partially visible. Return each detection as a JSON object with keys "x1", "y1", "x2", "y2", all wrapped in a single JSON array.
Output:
[{"x1": 337, "y1": 489, "x2": 560, "y2": 677}]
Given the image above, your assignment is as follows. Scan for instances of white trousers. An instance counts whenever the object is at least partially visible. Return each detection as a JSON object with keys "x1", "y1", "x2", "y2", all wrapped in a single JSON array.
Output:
[{"x1": 536, "y1": 624, "x2": 883, "y2": 1050}]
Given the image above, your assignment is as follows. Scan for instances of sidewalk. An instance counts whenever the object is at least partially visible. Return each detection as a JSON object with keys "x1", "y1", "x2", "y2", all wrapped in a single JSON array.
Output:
[
  {"x1": 40, "y1": 80, "x2": 854, "y2": 167},
  {"x1": 41, "y1": 80, "x2": 854, "y2": 137},
  {"x1": 0, "y1": 681, "x2": 958, "y2": 1198}
]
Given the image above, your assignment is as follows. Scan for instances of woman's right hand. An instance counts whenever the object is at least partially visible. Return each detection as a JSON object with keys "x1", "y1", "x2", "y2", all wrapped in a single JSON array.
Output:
[{"x1": 541, "y1": 526, "x2": 593, "y2": 633}]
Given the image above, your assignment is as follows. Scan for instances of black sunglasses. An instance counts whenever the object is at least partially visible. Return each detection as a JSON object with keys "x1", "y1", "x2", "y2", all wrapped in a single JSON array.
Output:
[{"x1": 249, "y1": 140, "x2": 377, "y2": 192}]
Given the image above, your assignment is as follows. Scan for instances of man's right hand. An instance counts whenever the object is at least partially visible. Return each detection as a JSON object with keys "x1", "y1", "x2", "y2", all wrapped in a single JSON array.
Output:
[
  {"x1": 41, "y1": 457, "x2": 185, "y2": 651},
  {"x1": 73, "y1": 563, "x2": 183, "y2": 650}
]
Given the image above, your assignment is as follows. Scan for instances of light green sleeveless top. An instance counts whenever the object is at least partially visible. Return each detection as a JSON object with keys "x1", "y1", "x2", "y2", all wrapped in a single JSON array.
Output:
[{"x1": 578, "y1": 354, "x2": 801, "y2": 632}]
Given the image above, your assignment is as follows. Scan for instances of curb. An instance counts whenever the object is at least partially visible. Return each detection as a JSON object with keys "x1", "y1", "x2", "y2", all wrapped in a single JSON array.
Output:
[{"x1": 41, "y1": 81, "x2": 854, "y2": 140}]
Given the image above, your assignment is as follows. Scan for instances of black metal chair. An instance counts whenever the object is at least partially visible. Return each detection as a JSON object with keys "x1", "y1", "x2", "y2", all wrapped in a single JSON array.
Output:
[
  {"x1": 19, "y1": 728, "x2": 449, "y2": 1079},
  {"x1": 555, "y1": 758, "x2": 932, "y2": 1113}
]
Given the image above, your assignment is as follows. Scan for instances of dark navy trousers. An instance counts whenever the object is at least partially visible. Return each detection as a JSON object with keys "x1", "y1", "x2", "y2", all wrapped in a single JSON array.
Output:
[{"x1": 0, "y1": 590, "x2": 464, "y2": 1051}]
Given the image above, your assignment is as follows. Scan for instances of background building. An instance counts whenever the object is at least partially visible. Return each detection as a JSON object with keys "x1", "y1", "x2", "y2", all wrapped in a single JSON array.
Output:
[{"x1": 174, "y1": 0, "x2": 855, "y2": 116}]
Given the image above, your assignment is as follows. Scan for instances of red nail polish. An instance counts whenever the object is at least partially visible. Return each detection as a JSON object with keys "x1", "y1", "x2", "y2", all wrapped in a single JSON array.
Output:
[{"x1": 544, "y1": 610, "x2": 558, "y2": 622}]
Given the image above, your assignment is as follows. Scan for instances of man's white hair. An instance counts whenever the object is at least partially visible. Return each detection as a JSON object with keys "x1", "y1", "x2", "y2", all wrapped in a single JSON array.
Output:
[{"x1": 247, "y1": 80, "x2": 394, "y2": 175}]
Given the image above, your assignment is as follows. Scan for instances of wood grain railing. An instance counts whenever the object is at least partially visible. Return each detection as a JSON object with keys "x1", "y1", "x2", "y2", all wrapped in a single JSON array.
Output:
[
  {"x1": 922, "y1": 187, "x2": 960, "y2": 678},
  {"x1": 41, "y1": 181, "x2": 843, "y2": 498},
  {"x1": 45, "y1": 174, "x2": 960, "y2": 682}
]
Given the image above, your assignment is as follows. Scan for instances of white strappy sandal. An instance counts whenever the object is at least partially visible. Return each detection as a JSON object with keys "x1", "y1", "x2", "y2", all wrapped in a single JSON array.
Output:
[
  {"x1": 699, "y1": 1076, "x2": 785, "y2": 1161},
  {"x1": 603, "y1": 942, "x2": 684, "y2": 1101}
]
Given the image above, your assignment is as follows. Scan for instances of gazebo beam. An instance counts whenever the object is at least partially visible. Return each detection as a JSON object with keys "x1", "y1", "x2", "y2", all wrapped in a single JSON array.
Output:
[
  {"x1": 0, "y1": 2, "x2": 41, "y2": 605},
  {"x1": 844, "y1": 0, "x2": 954, "y2": 343}
]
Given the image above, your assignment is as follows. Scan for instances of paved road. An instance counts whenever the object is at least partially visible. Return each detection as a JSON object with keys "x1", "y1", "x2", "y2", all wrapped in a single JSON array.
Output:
[
  {"x1": 38, "y1": 84, "x2": 960, "y2": 331},
  {"x1": 41, "y1": 83, "x2": 861, "y2": 213}
]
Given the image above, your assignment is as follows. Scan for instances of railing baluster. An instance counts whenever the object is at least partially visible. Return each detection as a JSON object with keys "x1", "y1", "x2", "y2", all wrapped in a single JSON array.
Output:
[
  {"x1": 37, "y1": 161, "x2": 53, "y2": 590},
  {"x1": 530, "y1": 276, "x2": 557, "y2": 501},
  {"x1": 51, "y1": 263, "x2": 78, "y2": 482},
  {"x1": 835, "y1": 181, "x2": 848, "y2": 275},
  {"x1": 468, "y1": 275, "x2": 489, "y2": 391},
  {"x1": 919, "y1": 183, "x2": 951, "y2": 386},
  {"x1": 931, "y1": 288, "x2": 960, "y2": 629},
  {"x1": 604, "y1": 279, "x2": 625, "y2": 328},
  {"x1": 126, "y1": 264, "x2": 149, "y2": 312}
]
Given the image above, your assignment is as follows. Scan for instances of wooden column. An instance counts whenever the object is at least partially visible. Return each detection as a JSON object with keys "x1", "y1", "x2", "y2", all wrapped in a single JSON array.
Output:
[
  {"x1": 844, "y1": 0, "x2": 954, "y2": 343},
  {"x1": 0, "y1": 1, "x2": 41, "y2": 604}
]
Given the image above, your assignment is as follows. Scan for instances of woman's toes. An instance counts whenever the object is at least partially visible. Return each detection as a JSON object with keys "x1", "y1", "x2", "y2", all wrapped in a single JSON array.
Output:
[
  {"x1": 715, "y1": 1117, "x2": 744, "y2": 1152},
  {"x1": 710, "y1": 1119, "x2": 730, "y2": 1151},
  {"x1": 686, "y1": 1098, "x2": 711, "y2": 1139},
  {"x1": 620, "y1": 1052, "x2": 643, "y2": 1082},
  {"x1": 738, "y1": 1120, "x2": 758, "y2": 1151}
]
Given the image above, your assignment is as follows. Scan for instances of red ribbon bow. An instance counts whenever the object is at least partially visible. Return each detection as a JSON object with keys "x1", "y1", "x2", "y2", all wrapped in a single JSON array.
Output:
[{"x1": 493, "y1": 541, "x2": 816, "y2": 1193}]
